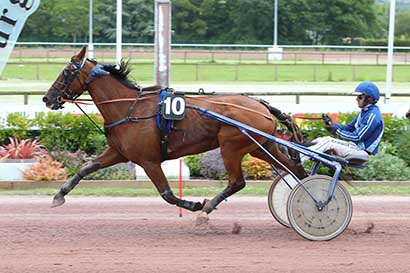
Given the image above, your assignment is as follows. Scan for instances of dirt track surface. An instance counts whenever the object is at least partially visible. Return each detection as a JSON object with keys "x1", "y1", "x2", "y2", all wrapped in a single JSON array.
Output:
[{"x1": 1, "y1": 195, "x2": 410, "y2": 273}]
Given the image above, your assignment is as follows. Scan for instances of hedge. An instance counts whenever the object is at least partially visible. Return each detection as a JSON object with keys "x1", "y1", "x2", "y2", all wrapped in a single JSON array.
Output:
[
  {"x1": 1, "y1": 111, "x2": 407, "y2": 154},
  {"x1": 1, "y1": 111, "x2": 409, "y2": 181}
]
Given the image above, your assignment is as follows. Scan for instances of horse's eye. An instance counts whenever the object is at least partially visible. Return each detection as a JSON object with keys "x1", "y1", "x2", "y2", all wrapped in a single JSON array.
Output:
[{"x1": 63, "y1": 69, "x2": 73, "y2": 79}]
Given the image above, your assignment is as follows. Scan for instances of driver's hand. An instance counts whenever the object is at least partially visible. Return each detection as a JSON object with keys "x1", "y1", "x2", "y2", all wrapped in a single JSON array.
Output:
[
  {"x1": 322, "y1": 113, "x2": 333, "y2": 126},
  {"x1": 325, "y1": 124, "x2": 338, "y2": 135}
]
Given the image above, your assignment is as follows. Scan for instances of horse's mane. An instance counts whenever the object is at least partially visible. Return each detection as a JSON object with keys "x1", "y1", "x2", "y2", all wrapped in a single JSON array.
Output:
[{"x1": 102, "y1": 59, "x2": 140, "y2": 90}]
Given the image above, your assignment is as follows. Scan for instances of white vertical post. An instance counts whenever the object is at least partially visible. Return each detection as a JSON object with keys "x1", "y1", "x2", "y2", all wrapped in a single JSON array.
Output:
[
  {"x1": 385, "y1": 0, "x2": 396, "y2": 104},
  {"x1": 116, "y1": 0, "x2": 122, "y2": 65},
  {"x1": 268, "y1": 0, "x2": 282, "y2": 61},
  {"x1": 88, "y1": 0, "x2": 94, "y2": 59},
  {"x1": 154, "y1": 0, "x2": 171, "y2": 87},
  {"x1": 273, "y1": 0, "x2": 278, "y2": 47}
]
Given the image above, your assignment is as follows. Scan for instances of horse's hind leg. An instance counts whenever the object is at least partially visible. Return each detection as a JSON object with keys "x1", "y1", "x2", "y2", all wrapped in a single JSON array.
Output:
[
  {"x1": 201, "y1": 148, "x2": 246, "y2": 215},
  {"x1": 142, "y1": 162, "x2": 204, "y2": 211},
  {"x1": 52, "y1": 147, "x2": 127, "y2": 207}
]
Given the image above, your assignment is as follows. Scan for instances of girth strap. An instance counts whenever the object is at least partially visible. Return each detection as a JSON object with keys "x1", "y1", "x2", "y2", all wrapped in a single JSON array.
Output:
[{"x1": 156, "y1": 89, "x2": 174, "y2": 161}]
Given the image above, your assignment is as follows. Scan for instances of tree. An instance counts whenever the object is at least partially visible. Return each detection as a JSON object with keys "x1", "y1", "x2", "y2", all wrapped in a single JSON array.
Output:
[
  {"x1": 96, "y1": 0, "x2": 154, "y2": 43},
  {"x1": 278, "y1": 0, "x2": 313, "y2": 45},
  {"x1": 396, "y1": 10, "x2": 410, "y2": 38},
  {"x1": 305, "y1": 0, "x2": 383, "y2": 45},
  {"x1": 19, "y1": 0, "x2": 387, "y2": 45},
  {"x1": 172, "y1": 0, "x2": 208, "y2": 43},
  {"x1": 21, "y1": 0, "x2": 89, "y2": 43},
  {"x1": 223, "y1": 0, "x2": 273, "y2": 44}
]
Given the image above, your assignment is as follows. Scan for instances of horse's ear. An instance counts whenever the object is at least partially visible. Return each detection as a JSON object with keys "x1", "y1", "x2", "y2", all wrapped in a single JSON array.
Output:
[{"x1": 74, "y1": 46, "x2": 87, "y2": 61}]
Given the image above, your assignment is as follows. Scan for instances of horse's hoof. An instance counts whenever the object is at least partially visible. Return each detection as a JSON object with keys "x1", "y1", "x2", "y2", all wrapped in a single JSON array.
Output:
[
  {"x1": 192, "y1": 201, "x2": 204, "y2": 211},
  {"x1": 195, "y1": 211, "x2": 209, "y2": 226},
  {"x1": 51, "y1": 193, "x2": 66, "y2": 208}
]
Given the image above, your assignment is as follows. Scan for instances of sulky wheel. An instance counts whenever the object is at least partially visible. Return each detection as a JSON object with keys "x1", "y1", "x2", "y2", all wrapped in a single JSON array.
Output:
[
  {"x1": 267, "y1": 172, "x2": 298, "y2": 227},
  {"x1": 287, "y1": 175, "x2": 352, "y2": 241}
]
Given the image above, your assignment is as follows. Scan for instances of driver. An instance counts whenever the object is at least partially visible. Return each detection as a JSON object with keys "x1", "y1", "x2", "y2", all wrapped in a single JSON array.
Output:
[{"x1": 300, "y1": 81, "x2": 384, "y2": 163}]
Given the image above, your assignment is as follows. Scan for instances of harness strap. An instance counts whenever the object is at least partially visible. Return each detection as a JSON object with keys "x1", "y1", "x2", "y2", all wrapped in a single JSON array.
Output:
[
  {"x1": 189, "y1": 97, "x2": 275, "y2": 122},
  {"x1": 73, "y1": 103, "x2": 106, "y2": 135},
  {"x1": 104, "y1": 117, "x2": 130, "y2": 129},
  {"x1": 156, "y1": 89, "x2": 174, "y2": 161}
]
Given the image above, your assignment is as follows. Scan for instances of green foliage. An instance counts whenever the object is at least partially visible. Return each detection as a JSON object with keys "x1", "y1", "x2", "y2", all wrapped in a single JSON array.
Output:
[
  {"x1": 393, "y1": 130, "x2": 410, "y2": 166},
  {"x1": 33, "y1": 112, "x2": 107, "y2": 154},
  {"x1": 20, "y1": 0, "x2": 385, "y2": 45},
  {"x1": 378, "y1": 142, "x2": 398, "y2": 156},
  {"x1": 396, "y1": 10, "x2": 410, "y2": 38},
  {"x1": 96, "y1": 0, "x2": 154, "y2": 43},
  {"x1": 362, "y1": 38, "x2": 410, "y2": 48},
  {"x1": 298, "y1": 113, "x2": 328, "y2": 140},
  {"x1": 184, "y1": 154, "x2": 203, "y2": 177},
  {"x1": 337, "y1": 112, "x2": 358, "y2": 124},
  {"x1": 358, "y1": 151, "x2": 410, "y2": 181},
  {"x1": 87, "y1": 163, "x2": 136, "y2": 180},
  {"x1": 309, "y1": 0, "x2": 382, "y2": 45},
  {"x1": 303, "y1": 160, "x2": 333, "y2": 177},
  {"x1": 21, "y1": 0, "x2": 89, "y2": 42},
  {"x1": 241, "y1": 156, "x2": 273, "y2": 179},
  {"x1": 382, "y1": 115, "x2": 409, "y2": 144},
  {"x1": 298, "y1": 112, "x2": 408, "y2": 145},
  {"x1": 0, "y1": 113, "x2": 31, "y2": 141}
]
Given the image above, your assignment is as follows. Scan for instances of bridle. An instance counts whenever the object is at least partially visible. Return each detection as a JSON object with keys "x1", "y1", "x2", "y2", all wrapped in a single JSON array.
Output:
[
  {"x1": 48, "y1": 56, "x2": 109, "y2": 134},
  {"x1": 53, "y1": 57, "x2": 88, "y2": 104}
]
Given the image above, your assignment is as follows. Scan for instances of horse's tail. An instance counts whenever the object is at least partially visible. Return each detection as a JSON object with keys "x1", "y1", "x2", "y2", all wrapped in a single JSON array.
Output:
[{"x1": 256, "y1": 98, "x2": 304, "y2": 144}]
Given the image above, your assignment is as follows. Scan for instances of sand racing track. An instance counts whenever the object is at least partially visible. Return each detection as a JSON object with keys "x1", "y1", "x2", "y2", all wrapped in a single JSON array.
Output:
[{"x1": 1, "y1": 195, "x2": 410, "y2": 273}]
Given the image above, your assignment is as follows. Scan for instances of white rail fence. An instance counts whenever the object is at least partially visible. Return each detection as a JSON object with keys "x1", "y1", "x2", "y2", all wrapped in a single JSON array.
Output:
[
  {"x1": 3, "y1": 90, "x2": 410, "y2": 105},
  {"x1": 9, "y1": 43, "x2": 410, "y2": 65}
]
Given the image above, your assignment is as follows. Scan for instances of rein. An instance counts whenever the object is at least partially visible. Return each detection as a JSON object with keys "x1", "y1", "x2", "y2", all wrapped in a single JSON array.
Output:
[
  {"x1": 62, "y1": 91, "x2": 160, "y2": 134},
  {"x1": 189, "y1": 97, "x2": 275, "y2": 122},
  {"x1": 188, "y1": 96, "x2": 306, "y2": 143},
  {"x1": 293, "y1": 116, "x2": 323, "y2": 121}
]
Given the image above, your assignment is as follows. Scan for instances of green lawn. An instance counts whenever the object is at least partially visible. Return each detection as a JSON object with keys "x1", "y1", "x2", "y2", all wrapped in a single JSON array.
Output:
[
  {"x1": 1, "y1": 184, "x2": 410, "y2": 196},
  {"x1": 3, "y1": 62, "x2": 410, "y2": 82}
]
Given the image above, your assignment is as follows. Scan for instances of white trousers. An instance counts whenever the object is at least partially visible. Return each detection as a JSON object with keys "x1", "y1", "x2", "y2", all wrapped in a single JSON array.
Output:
[{"x1": 300, "y1": 136, "x2": 363, "y2": 163}]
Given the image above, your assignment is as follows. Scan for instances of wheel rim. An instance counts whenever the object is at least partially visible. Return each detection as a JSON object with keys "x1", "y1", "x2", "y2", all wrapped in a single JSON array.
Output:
[
  {"x1": 287, "y1": 175, "x2": 352, "y2": 241},
  {"x1": 268, "y1": 173, "x2": 298, "y2": 227}
]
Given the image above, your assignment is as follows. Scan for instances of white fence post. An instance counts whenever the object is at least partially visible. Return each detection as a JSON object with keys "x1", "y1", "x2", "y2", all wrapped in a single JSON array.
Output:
[{"x1": 154, "y1": 0, "x2": 171, "y2": 88}]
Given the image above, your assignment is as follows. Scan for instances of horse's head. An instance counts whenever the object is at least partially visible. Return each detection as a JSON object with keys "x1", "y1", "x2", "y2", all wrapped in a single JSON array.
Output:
[
  {"x1": 406, "y1": 108, "x2": 410, "y2": 119},
  {"x1": 43, "y1": 46, "x2": 91, "y2": 110}
]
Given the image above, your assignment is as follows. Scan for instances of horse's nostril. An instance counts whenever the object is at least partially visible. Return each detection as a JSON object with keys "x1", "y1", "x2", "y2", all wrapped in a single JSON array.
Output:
[{"x1": 42, "y1": 96, "x2": 48, "y2": 103}]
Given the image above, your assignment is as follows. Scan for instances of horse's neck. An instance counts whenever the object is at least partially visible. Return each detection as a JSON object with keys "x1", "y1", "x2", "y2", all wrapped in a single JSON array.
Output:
[{"x1": 88, "y1": 77, "x2": 138, "y2": 123}]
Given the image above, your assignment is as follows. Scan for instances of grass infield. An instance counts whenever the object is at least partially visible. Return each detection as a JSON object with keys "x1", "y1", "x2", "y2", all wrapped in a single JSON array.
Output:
[{"x1": 1, "y1": 184, "x2": 410, "y2": 196}]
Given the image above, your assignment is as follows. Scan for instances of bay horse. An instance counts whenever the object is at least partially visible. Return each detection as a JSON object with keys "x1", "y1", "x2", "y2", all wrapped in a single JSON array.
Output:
[{"x1": 43, "y1": 47, "x2": 307, "y2": 219}]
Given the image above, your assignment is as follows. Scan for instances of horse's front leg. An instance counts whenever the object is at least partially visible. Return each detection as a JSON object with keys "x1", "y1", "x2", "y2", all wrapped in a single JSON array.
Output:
[
  {"x1": 142, "y1": 162, "x2": 204, "y2": 211},
  {"x1": 52, "y1": 147, "x2": 127, "y2": 207}
]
